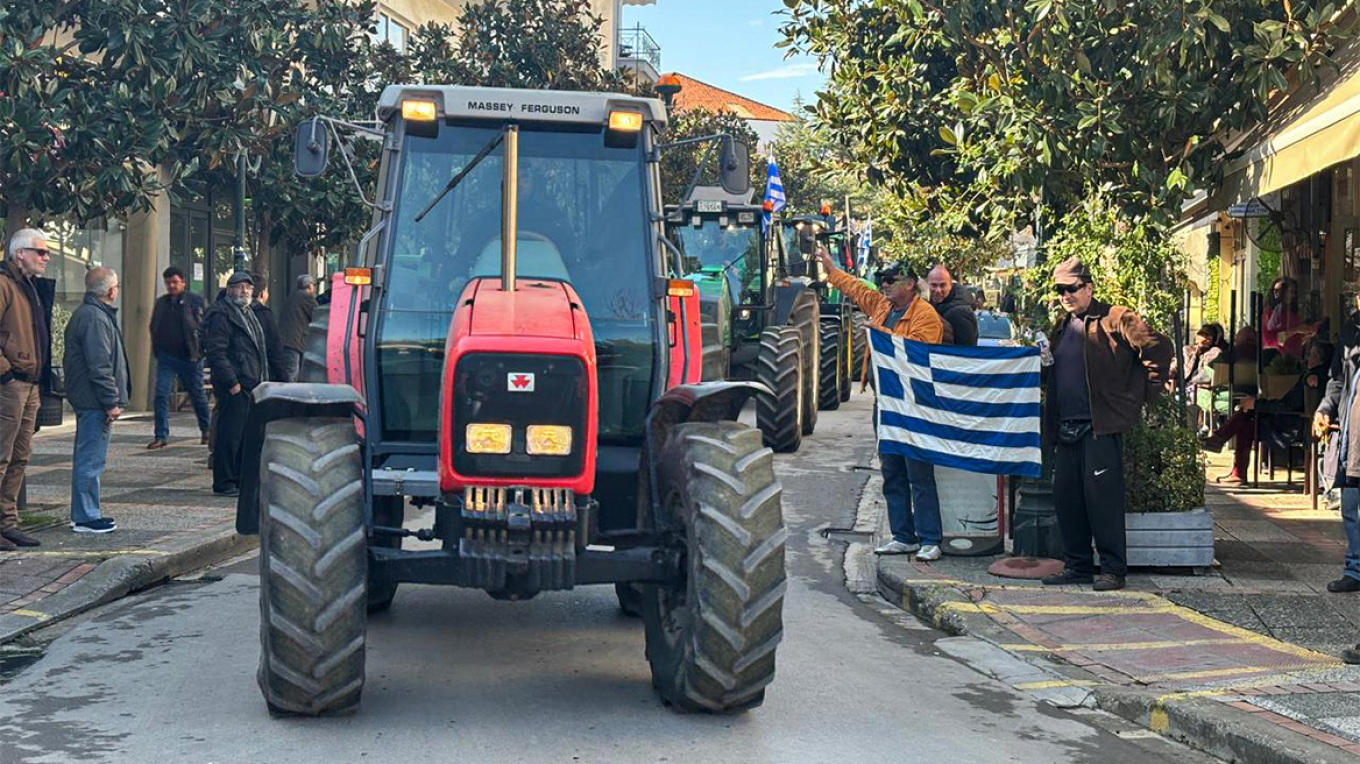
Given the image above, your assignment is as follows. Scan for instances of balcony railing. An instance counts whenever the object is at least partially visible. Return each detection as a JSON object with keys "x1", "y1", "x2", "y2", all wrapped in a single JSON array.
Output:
[{"x1": 618, "y1": 24, "x2": 661, "y2": 69}]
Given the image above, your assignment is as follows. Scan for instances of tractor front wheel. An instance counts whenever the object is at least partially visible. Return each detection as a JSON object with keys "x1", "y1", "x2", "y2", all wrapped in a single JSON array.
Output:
[
  {"x1": 851, "y1": 311, "x2": 868, "y2": 383},
  {"x1": 839, "y1": 318, "x2": 853, "y2": 402},
  {"x1": 755, "y1": 326, "x2": 803, "y2": 453},
  {"x1": 642, "y1": 422, "x2": 786, "y2": 713},
  {"x1": 257, "y1": 417, "x2": 367, "y2": 716},
  {"x1": 818, "y1": 319, "x2": 842, "y2": 411}
]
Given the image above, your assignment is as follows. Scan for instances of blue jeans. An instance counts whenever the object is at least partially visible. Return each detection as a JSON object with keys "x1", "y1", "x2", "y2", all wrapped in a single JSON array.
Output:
[
  {"x1": 1343, "y1": 487, "x2": 1360, "y2": 582},
  {"x1": 154, "y1": 354, "x2": 211, "y2": 440},
  {"x1": 880, "y1": 451, "x2": 943, "y2": 546},
  {"x1": 70, "y1": 409, "x2": 111, "y2": 524}
]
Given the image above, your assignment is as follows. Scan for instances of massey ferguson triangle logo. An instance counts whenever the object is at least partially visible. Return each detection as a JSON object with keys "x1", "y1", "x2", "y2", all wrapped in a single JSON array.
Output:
[{"x1": 508, "y1": 372, "x2": 535, "y2": 392}]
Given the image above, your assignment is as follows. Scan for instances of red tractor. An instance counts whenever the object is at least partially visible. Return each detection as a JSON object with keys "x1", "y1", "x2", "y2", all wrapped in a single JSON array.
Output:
[{"x1": 233, "y1": 85, "x2": 786, "y2": 716}]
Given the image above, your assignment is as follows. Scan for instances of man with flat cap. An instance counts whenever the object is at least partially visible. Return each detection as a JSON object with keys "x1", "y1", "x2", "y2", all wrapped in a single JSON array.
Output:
[
  {"x1": 1042, "y1": 258, "x2": 1172, "y2": 591},
  {"x1": 203, "y1": 271, "x2": 274, "y2": 496}
]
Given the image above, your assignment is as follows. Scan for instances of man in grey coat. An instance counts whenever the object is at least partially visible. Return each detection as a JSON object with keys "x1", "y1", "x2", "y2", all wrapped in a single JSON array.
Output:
[{"x1": 63, "y1": 267, "x2": 130, "y2": 533}]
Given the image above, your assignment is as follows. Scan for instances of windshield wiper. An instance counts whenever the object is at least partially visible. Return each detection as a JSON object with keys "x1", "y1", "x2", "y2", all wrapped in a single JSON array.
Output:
[{"x1": 413, "y1": 126, "x2": 509, "y2": 223}]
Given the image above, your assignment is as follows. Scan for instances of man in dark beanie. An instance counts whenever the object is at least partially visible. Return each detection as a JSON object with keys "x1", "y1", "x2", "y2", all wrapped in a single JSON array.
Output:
[
  {"x1": 202, "y1": 271, "x2": 272, "y2": 496},
  {"x1": 1042, "y1": 257, "x2": 1172, "y2": 591}
]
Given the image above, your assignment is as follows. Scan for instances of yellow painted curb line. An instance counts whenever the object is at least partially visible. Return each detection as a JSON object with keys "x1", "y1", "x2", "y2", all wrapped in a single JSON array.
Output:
[
  {"x1": 1149, "y1": 690, "x2": 1230, "y2": 733},
  {"x1": 9, "y1": 609, "x2": 50, "y2": 621},
  {"x1": 998, "y1": 638, "x2": 1247, "y2": 653}
]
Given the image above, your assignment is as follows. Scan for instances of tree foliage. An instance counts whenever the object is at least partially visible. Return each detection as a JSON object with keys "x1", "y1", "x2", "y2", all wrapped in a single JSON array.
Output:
[
  {"x1": 766, "y1": 99, "x2": 873, "y2": 215},
  {"x1": 781, "y1": 0, "x2": 1345, "y2": 226}
]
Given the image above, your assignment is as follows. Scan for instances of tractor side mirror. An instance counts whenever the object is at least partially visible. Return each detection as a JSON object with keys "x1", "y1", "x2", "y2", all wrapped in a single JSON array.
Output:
[
  {"x1": 294, "y1": 118, "x2": 330, "y2": 179},
  {"x1": 719, "y1": 139, "x2": 751, "y2": 196}
]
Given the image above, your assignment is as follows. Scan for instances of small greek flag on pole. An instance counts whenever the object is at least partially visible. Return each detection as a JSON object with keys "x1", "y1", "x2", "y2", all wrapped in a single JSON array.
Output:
[
  {"x1": 869, "y1": 327, "x2": 1042, "y2": 477},
  {"x1": 763, "y1": 156, "x2": 786, "y2": 229}
]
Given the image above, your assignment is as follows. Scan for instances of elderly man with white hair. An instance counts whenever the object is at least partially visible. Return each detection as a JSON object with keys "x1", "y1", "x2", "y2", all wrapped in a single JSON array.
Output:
[
  {"x1": 0, "y1": 229, "x2": 53, "y2": 550},
  {"x1": 63, "y1": 267, "x2": 130, "y2": 533}
]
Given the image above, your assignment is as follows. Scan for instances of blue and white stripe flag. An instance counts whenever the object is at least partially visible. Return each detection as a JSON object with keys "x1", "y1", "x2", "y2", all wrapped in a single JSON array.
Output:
[
  {"x1": 857, "y1": 217, "x2": 872, "y2": 265},
  {"x1": 869, "y1": 327, "x2": 1042, "y2": 477},
  {"x1": 763, "y1": 157, "x2": 786, "y2": 229}
]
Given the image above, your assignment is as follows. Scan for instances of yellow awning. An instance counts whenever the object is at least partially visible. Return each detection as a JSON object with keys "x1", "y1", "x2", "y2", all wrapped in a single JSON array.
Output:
[{"x1": 1213, "y1": 38, "x2": 1360, "y2": 208}]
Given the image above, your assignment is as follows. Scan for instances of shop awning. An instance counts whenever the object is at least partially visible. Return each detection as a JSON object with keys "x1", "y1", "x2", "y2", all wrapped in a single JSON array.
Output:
[{"x1": 1212, "y1": 38, "x2": 1360, "y2": 209}]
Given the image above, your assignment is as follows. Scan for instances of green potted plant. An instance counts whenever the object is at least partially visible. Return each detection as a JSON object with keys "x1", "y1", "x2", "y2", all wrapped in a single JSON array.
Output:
[{"x1": 1122, "y1": 395, "x2": 1212, "y2": 571}]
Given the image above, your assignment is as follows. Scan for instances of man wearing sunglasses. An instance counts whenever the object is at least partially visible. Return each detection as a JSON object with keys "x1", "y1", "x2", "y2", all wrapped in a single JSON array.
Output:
[
  {"x1": 819, "y1": 249, "x2": 948, "y2": 561},
  {"x1": 0, "y1": 229, "x2": 54, "y2": 550},
  {"x1": 1043, "y1": 258, "x2": 1172, "y2": 591}
]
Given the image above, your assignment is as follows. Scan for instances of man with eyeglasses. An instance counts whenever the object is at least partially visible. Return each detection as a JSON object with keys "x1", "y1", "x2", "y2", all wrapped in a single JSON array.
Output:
[
  {"x1": 1042, "y1": 258, "x2": 1172, "y2": 591},
  {"x1": 819, "y1": 249, "x2": 948, "y2": 562},
  {"x1": 0, "y1": 229, "x2": 54, "y2": 550}
]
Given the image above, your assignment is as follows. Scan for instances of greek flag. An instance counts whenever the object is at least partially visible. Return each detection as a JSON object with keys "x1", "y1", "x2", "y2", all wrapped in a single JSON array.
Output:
[
  {"x1": 763, "y1": 157, "x2": 786, "y2": 228},
  {"x1": 870, "y1": 327, "x2": 1042, "y2": 477},
  {"x1": 857, "y1": 217, "x2": 872, "y2": 265}
]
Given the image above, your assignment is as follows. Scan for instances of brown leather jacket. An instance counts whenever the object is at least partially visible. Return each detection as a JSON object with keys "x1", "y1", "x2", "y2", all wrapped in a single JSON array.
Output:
[
  {"x1": 1045, "y1": 299, "x2": 1173, "y2": 437},
  {"x1": 0, "y1": 260, "x2": 44, "y2": 382}
]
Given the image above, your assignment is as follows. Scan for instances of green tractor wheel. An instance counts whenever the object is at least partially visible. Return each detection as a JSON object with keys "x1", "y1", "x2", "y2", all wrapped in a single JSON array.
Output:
[
  {"x1": 851, "y1": 311, "x2": 868, "y2": 385},
  {"x1": 793, "y1": 297, "x2": 820, "y2": 436},
  {"x1": 839, "y1": 317, "x2": 853, "y2": 402},
  {"x1": 642, "y1": 422, "x2": 786, "y2": 713},
  {"x1": 755, "y1": 326, "x2": 804, "y2": 453},
  {"x1": 818, "y1": 319, "x2": 842, "y2": 411}
]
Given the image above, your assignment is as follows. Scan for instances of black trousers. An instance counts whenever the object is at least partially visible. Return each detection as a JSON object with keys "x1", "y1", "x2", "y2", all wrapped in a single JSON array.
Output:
[
  {"x1": 212, "y1": 390, "x2": 251, "y2": 492},
  {"x1": 1052, "y1": 430, "x2": 1127, "y2": 577}
]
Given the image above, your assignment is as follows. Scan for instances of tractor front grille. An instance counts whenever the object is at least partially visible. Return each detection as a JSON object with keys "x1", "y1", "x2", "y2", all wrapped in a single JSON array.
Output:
[{"x1": 461, "y1": 486, "x2": 577, "y2": 525}]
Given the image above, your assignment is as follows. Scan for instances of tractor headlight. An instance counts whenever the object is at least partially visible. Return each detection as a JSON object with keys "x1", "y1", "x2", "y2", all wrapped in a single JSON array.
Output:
[
  {"x1": 466, "y1": 423, "x2": 513, "y2": 454},
  {"x1": 526, "y1": 425, "x2": 573, "y2": 456}
]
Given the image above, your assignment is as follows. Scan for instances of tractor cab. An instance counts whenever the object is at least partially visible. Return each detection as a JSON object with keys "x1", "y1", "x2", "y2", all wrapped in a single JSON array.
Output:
[{"x1": 235, "y1": 84, "x2": 788, "y2": 719}]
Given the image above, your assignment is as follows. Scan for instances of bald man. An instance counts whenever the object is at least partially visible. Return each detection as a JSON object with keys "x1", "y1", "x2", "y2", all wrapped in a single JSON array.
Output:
[
  {"x1": 927, "y1": 264, "x2": 978, "y2": 346},
  {"x1": 64, "y1": 267, "x2": 130, "y2": 533}
]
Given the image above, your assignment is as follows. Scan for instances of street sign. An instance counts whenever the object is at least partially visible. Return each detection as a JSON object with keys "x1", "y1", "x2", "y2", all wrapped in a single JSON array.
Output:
[{"x1": 1227, "y1": 200, "x2": 1270, "y2": 218}]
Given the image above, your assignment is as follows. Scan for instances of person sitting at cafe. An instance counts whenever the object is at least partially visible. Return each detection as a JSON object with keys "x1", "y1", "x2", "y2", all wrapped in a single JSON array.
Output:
[
  {"x1": 1263, "y1": 277, "x2": 1317, "y2": 360},
  {"x1": 1202, "y1": 341, "x2": 1314, "y2": 485}
]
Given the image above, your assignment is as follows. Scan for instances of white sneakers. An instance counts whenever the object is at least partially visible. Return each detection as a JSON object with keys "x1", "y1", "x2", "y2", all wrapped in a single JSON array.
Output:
[
  {"x1": 874, "y1": 540, "x2": 920, "y2": 555},
  {"x1": 874, "y1": 540, "x2": 943, "y2": 561}
]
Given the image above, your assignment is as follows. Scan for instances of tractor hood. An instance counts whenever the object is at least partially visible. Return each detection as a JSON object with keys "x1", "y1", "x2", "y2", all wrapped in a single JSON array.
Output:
[{"x1": 462, "y1": 278, "x2": 585, "y2": 340}]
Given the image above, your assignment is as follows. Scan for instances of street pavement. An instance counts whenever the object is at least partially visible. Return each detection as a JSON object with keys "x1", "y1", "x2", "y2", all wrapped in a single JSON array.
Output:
[
  {"x1": 0, "y1": 413, "x2": 250, "y2": 644},
  {"x1": 0, "y1": 396, "x2": 1217, "y2": 764}
]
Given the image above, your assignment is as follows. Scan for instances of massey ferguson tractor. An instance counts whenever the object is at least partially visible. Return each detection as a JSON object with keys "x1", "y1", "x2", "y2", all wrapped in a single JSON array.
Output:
[
  {"x1": 232, "y1": 85, "x2": 787, "y2": 717},
  {"x1": 665, "y1": 195, "x2": 822, "y2": 453}
]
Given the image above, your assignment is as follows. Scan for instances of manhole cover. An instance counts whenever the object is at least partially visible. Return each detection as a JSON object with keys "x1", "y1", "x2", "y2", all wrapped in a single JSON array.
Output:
[{"x1": 987, "y1": 557, "x2": 1065, "y2": 580}]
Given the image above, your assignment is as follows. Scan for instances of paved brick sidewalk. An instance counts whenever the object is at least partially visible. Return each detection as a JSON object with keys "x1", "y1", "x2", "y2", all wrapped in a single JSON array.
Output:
[
  {"x1": 0, "y1": 412, "x2": 250, "y2": 641},
  {"x1": 868, "y1": 452, "x2": 1360, "y2": 763}
]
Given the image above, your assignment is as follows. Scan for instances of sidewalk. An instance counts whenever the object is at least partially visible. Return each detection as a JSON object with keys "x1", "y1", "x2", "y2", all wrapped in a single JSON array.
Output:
[
  {"x1": 870, "y1": 451, "x2": 1360, "y2": 764},
  {"x1": 0, "y1": 413, "x2": 253, "y2": 645}
]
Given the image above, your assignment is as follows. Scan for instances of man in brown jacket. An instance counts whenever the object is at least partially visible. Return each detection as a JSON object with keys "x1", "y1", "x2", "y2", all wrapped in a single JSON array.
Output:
[
  {"x1": 0, "y1": 228, "x2": 53, "y2": 550},
  {"x1": 1042, "y1": 257, "x2": 1173, "y2": 591},
  {"x1": 819, "y1": 250, "x2": 949, "y2": 561}
]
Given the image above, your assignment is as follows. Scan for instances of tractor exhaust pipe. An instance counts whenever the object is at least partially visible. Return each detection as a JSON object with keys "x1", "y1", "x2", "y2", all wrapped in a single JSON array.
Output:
[{"x1": 501, "y1": 125, "x2": 520, "y2": 292}]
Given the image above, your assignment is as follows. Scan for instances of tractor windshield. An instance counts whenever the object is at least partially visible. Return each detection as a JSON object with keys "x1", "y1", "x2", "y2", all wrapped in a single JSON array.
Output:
[
  {"x1": 675, "y1": 219, "x2": 763, "y2": 300},
  {"x1": 377, "y1": 122, "x2": 654, "y2": 443}
]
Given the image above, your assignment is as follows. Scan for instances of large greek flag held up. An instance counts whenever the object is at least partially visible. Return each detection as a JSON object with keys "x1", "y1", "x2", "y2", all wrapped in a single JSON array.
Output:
[{"x1": 869, "y1": 326, "x2": 1042, "y2": 477}]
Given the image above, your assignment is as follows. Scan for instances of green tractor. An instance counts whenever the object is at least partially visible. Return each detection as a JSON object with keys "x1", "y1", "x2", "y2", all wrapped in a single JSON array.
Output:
[
  {"x1": 666, "y1": 195, "x2": 822, "y2": 453},
  {"x1": 781, "y1": 213, "x2": 868, "y2": 411}
]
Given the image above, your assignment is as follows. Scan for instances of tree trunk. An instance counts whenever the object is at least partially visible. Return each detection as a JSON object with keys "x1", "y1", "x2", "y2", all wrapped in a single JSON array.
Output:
[{"x1": 5, "y1": 203, "x2": 31, "y2": 248}]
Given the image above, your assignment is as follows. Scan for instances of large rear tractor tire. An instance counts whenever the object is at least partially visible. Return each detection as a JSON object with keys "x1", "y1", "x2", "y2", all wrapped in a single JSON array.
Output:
[
  {"x1": 257, "y1": 417, "x2": 367, "y2": 717},
  {"x1": 839, "y1": 319, "x2": 853, "y2": 403},
  {"x1": 851, "y1": 311, "x2": 868, "y2": 390},
  {"x1": 794, "y1": 303, "x2": 819, "y2": 436},
  {"x1": 642, "y1": 422, "x2": 786, "y2": 713},
  {"x1": 300, "y1": 303, "x2": 331, "y2": 384},
  {"x1": 755, "y1": 326, "x2": 803, "y2": 453},
  {"x1": 818, "y1": 319, "x2": 842, "y2": 411},
  {"x1": 367, "y1": 496, "x2": 404, "y2": 613}
]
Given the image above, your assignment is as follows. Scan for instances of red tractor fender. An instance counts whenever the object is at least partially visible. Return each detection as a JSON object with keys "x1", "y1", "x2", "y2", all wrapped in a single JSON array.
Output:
[{"x1": 437, "y1": 278, "x2": 599, "y2": 496}]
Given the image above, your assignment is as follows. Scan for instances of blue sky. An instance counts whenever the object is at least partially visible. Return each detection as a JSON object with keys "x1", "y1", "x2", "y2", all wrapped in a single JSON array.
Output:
[{"x1": 621, "y1": 0, "x2": 826, "y2": 114}]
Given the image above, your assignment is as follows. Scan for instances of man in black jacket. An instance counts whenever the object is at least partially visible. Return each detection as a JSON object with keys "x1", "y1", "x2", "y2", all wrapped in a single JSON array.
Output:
[
  {"x1": 277, "y1": 274, "x2": 317, "y2": 381},
  {"x1": 203, "y1": 271, "x2": 273, "y2": 496},
  {"x1": 148, "y1": 267, "x2": 210, "y2": 449},
  {"x1": 927, "y1": 264, "x2": 979, "y2": 346}
]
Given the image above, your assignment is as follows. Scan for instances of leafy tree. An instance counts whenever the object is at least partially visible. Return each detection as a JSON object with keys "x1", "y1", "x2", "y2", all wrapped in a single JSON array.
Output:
[
  {"x1": 767, "y1": 99, "x2": 875, "y2": 216},
  {"x1": 780, "y1": 0, "x2": 1344, "y2": 226}
]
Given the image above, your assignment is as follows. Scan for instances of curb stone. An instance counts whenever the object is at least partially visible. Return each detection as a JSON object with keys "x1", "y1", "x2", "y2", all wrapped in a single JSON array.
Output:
[
  {"x1": 877, "y1": 560, "x2": 1358, "y2": 764},
  {"x1": 0, "y1": 527, "x2": 257, "y2": 645}
]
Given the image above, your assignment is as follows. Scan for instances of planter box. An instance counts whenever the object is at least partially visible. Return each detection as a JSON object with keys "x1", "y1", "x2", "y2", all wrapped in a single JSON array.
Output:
[{"x1": 1124, "y1": 507, "x2": 1213, "y2": 572}]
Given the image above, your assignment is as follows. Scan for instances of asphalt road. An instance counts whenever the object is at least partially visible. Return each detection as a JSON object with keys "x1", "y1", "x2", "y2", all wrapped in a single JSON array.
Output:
[{"x1": 0, "y1": 395, "x2": 1218, "y2": 763}]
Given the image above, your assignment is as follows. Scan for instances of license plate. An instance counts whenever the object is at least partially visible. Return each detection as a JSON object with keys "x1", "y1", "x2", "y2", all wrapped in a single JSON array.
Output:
[{"x1": 695, "y1": 200, "x2": 723, "y2": 213}]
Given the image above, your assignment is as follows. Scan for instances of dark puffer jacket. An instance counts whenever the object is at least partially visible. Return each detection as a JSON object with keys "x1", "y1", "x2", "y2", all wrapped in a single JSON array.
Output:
[
  {"x1": 933, "y1": 284, "x2": 978, "y2": 346},
  {"x1": 202, "y1": 292, "x2": 271, "y2": 393}
]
